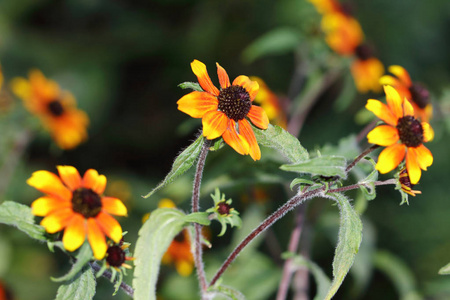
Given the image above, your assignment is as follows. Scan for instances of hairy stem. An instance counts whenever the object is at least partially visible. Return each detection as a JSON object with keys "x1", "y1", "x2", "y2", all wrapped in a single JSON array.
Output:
[
  {"x1": 191, "y1": 137, "x2": 210, "y2": 294},
  {"x1": 209, "y1": 179, "x2": 396, "y2": 287},
  {"x1": 90, "y1": 262, "x2": 134, "y2": 298},
  {"x1": 345, "y1": 144, "x2": 380, "y2": 173},
  {"x1": 276, "y1": 203, "x2": 307, "y2": 300}
]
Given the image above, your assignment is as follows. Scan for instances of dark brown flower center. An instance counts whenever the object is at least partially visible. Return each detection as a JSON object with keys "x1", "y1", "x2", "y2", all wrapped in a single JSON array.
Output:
[
  {"x1": 174, "y1": 231, "x2": 186, "y2": 243},
  {"x1": 218, "y1": 85, "x2": 251, "y2": 121},
  {"x1": 47, "y1": 100, "x2": 65, "y2": 116},
  {"x1": 355, "y1": 44, "x2": 373, "y2": 61},
  {"x1": 396, "y1": 116, "x2": 424, "y2": 148},
  {"x1": 409, "y1": 83, "x2": 430, "y2": 109},
  {"x1": 399, "y1": 169, "x2": 414, "y2": 189},
  {"x1": 217, "y1": 202, "x2": 231, "y2": 215},
  {"x1": 106, "y1": 245, "x2": 126, "y2": 267},
  {"x1": 71, "y1": 188, "x2": 102, "y2": 218}
]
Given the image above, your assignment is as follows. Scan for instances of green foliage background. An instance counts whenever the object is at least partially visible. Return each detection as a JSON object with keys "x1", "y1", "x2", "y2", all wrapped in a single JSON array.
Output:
[{"x1": 1, "y1": 0, "x2": 450, "y2": 299}]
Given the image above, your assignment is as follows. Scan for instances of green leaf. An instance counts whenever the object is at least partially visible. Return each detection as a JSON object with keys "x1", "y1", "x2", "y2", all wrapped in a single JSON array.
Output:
[
  {"x1": 178, "y1": 82, "x2": 203, "y2": 92},
  {"x1": 133, "y1": 208, "x2": 186, "y2": 300},
  {"x1": 358, "y1": 168, "x2": 378, "y2": 201},
  {"x1": 183, "y1": 212, "x2": 211, "y2": 226},
  {"x1": 281, "y1": 156, "x2": 347, "y2": 178},
  {"x1": 439, "y1": 262, "x2": 450, "y2": 275},
  {"x1": 324, "y1": 193, "x2": 363, "y2": 300},
  {"x1": 253, "y1": 124, "x2": 308, "y2": 164},
  {"x1": 242, "y1": 28, "x2": 301, "y2": 63},
  {"x1": 52, "y1": 243, "x2": 93, "y2": 282},
  {"x1": 55, "y1": 266, "x2": 96, "y2": 300},
  {"x1": 374, "y1": 251, "x2": 422, "y2": 300},
  {"x1": 289, "y1": 178, "x2": 316, "y2": 190},
  {"x1": 144, "y1": 135, "x2": 204, "y2": 198},
  {"x1": 0, "y1": 201, "x2": 46, "y2": 241},
  {"x1": 208, "y1": 285, "x2": 246, "y2": 300}
]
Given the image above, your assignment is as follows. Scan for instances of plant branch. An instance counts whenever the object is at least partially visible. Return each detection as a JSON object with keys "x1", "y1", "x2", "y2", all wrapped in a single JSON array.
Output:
[
  {"x1": 345, "y1": 144, "x2": 380, "y2": 173},
  {"x1": 90, "y1": 262, "x2": 134, "y2": 298},
  {"x1": 191, "y1": 137, "x2": 210, "y2": 294},
  {"x1": 209, "y1": 179, "x2": 397, "y2": 287}
]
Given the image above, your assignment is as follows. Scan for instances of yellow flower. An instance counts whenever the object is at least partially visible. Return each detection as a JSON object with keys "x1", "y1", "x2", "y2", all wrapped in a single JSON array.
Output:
[
  {"x1": 321, "y1": 12, "x2": 364, "y2": 56},
  {"x1": 249, "y1": 76, "x2": 287, "y2": 129},
  {"x1": 11, "y1": 70, "x2": 89, "y2": 149},
  {"x1": 28, "y1": 166, "x2": 127, "y2": 259},
  {"x1": 398, "y1": 168, "x2": 421, "y2": 197},
  {"x1": 177, "y1": 60, "x2": 269, "y2": 160},
  {"x1": 350, "y1": 44, "x2": 385, "y2": 93},
  {"x1": 380, "y1": 65, "x2": 432, "y2": 122},
  {"x1": 162, "y1": 228, "x2": 194, "y2": 277},
  {"x1": 366, "y1": 86, "x2": 434, "y2": 184}
]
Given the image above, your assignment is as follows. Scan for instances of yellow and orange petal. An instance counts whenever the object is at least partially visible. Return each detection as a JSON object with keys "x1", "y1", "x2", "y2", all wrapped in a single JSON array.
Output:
[
  {"x1": 163, "y1": 229, "x2": 194, "y2": 276},
  {"x1": 250, "y1": 76, "x2": 287, "y2": 128},
  {"x1": 321, "y1": 12, "x2": 364, "y2": 56},
  {"x1": 308, "y1": 0, "x2": 341, "y2": 14},
  {"x1": 11, "y1": 70, "x2": 89, "y2": 150},
  {"x1": 177, "y1": 60, "x2": 269, "y2": 160},
  {"x1": 28, "y1": 166, "x2": 127, "y2": 260},
  {"x1": 350, "y1": 57, "x2": 384, "y2": 93}
]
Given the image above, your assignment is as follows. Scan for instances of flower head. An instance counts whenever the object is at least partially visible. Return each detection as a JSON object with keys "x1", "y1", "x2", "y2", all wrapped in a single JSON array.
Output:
[
  {"x1": 350, "y1": 44, "x2": 384, "y2": 93},
  {"x1": 397, "y1": 168, "x2": 421, "y2": 197},
  {"x1": 28, "y1": 166, "x2": 127, "y2": 259},
  {"x1": 177, "y1": 60, "x2": 269, "y2": 160},
  {"x1": 162, "y1": 229, "x2": 194, "y2": 277},
  {"x1": 11, "y1": 70, "x2": 89, "y2": 149},
  {"x1": 105, "y1": 240, "x2": 134, "y2": 271},
  {"x1": 380, "y1": 65, "x2": 432, "y2": 122},
  {"x1": 366, "y1": 85, "x2": 434, "y2": 184}
]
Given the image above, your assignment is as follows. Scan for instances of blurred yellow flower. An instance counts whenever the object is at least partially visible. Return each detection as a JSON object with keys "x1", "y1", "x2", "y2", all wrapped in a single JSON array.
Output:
[
  {"x1": 351, "y1": 45, "x2": 384, "y2": 93},
  {"x1": 11, "y1": 70, "x2": 89, "y2": 149}
]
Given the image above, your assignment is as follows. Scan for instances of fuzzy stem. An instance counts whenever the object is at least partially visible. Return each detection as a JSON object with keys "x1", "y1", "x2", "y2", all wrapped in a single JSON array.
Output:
[
  {"x1": 345, "y1": 144, "x2": 380, "y2": 173},
  {"x1": 209, "y1": 179, "x2": 397, "y2": 287},
  {"x1": 276, "y1": 203, "x2": 307, "y2": 300},
  {"x1": 90, "y1": 262, "x2": 134, "y2": 298},
  {"x1": 191, "y1": 137, "x2": 210, "y2": 294}
]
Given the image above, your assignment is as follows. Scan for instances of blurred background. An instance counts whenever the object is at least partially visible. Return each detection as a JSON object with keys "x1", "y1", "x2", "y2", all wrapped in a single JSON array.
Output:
[{"x1": 1, "y1": 0, "x2": 450, "y2": 299}]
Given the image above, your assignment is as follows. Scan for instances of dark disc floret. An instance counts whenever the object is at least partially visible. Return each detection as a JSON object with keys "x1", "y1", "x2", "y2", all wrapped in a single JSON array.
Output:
[
  {"x1": 71, "y1": 188, "x2": 102, "y2": 218},
  {"x1": 217, "y1": 202, "x2": 231, "y2": 215},
  {"x1": 218, "y1": 85, "x2": 251, "y2": 121},
  {"x1": 355, "y1": 44, "x2": 373, "y2": 61},
  {"x1": 106, "y1": 245, "x2": 126, "y2": 267},
  {"x1": 399, "y1": 169, "x2": 414, "y2": 189},
  {"x1": 396, "y1": 116, "x2": 424, "y2": 148},
  {"x1": 409, "y1": 83, "x2": 430, "y2": 109},
  {"x1": 47, "y1": 100, "x2": 65, "y2": 116}
]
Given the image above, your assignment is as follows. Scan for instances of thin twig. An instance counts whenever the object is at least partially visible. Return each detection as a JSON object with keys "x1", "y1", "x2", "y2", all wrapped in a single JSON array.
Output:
[
  {"x1": 191, "y1": 137, "x2": 210, "y2": 294},
  {"x1": 345, "y1": 144, "x2": 380, "y2": 173},
  {"x1": 90, "y1": 262, "x2": 134, "y2": 298},
  {"x1": 209, "y1": 179, "x2": 397, "y2": 287}
]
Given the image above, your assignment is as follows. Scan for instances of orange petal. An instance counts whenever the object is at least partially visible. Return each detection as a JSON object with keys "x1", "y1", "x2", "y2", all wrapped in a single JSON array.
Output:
[
  {"x1": 222, "y1": 120, "x2": 249, "y2": 156},
  {"x1": 247, "y1": 105, "x2": 269, "y2": 129},
  {"x1": 62, "y1": 214, "x2": 86, "y2": 252},
  {"x1": 413, "y1": 144, "x2": 433, "y2": 170},
  {"x1": 384, "y1": 85, "x2": 403, "y2": 120},
  {"x1": 365, "y1": 99, "x2": 398, "y2": 126},
  {"x1": 40, "y1": 208, "x2": 74, "y2": 233},
  {"x1": 216, "y1": 63, "x2": 230, "y2": 90},
  {"x1": 379, "y1": 75, "x2": 401, "y2": 87},
  {"x1": 375, "y1": 144, "x2": 406, "y2": 174},
  {"x1": 83, "y1": 169, "x2": 107, "y2": 195},
  {"x1": 177, "y1": 91, "x2": 219, "y2": 118},
  {"x1": 190, "y1": 60, "x2": 219, "y2": 96},
  {"x1": 57, "y1": 165, "x2": 82, "y2": 191},
  {"x1": 95, "y1": 212, "x2": 123, "y2": 243},
  {"x1": 31, "y1": 196, "x2": 71, "y2": 217},
  {"x1": 422, "y1": 122, "x2": 434, "y2": 142},
  {"x1": 232, "y1": 76, "x2": 259, "y2": 101},
  {"x1": 202, "y1": 110, "x2": 228, "y2": 139},
  {"x1": 389, "y1": 65, "x2": 412, "y2": 87},
  {"x1": 367, "y1": 125, "x2": 399, "y2": 146},
  {"x1": 27, "y1": 170, "x2": 72, "y2": 201},
  {"x1": 238, "y1": 119, "x2": 261, "y2": 161},
  {"x1": 403, "y1": 99, "x2": 414, "y2": 116},
  {"x1": 87, "y1": 218, "x2": 107, "y2": 260},
  {"x1": 406, "y1": 149, "x2": 421, "y2": 184},
  {"x1": 101, "y1": 197, "x2": 128, "y2": 216}
]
